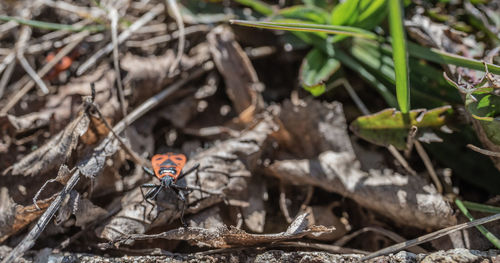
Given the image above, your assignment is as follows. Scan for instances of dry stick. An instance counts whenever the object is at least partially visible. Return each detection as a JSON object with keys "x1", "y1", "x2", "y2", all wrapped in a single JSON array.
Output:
[
  {"x1": 414, "y1": 140, "x2": 443, "y2": 194},
  {"x1": 326, "y1": 78, "x2": 417, "y2": 176},
  {"x1": 126, "y1": 24, "x2": 209, "y2": 48},
  {"x1": 88, "y1": 99, "x2": 147, "y2": 167},
  {"x1": 404, "y1": 126, "x2": 417, "y2": 158},
  {"x1": 76, "y1": 3, "x2": 164, "y2": 76},
  {"x1": 0, "y1": 53, "x2": 15, "y2": 74},
  {"x1": 0, "y1": 31, "x2": 89, "y2": 114},
  {"x1": 333, "y1": 226, "x2": 427, "y2": 254},
  {"x1": 1, "y1": 64, "x2": 212, "y2": 263},
  {"x1": 362, "y1": 212, "x2": 500, "y2": 261},
  {"x1": 279, "y1": 182, "x2": 293, "y2": 224},
  {"x1": 166, "y1": 0, "x2": 185, "y2": 74},
  {"x1": 109, "y1": 8, "x2": 128, "y2": 124},
  {"x1": 17, "y1": 54, "x2": 48, "y2": 94},
  {"x1": 15, "y1": 26, "x2": 48, "y2": 94},
  {"x1": 1, "y1": 170, "x2": 81, "y2": 263},
  {"x1": 41, "y1": 0, "x2": 106, "y2": 18},
  {"x1": 0, "y1": 60, "x2": 15, "y2": 99},
  {"x1": 0, "y1": 20, "x2": 18, "y2": 39},
  {"x1": 467, "y1": 144, "x2": 500, "y2": 157}
]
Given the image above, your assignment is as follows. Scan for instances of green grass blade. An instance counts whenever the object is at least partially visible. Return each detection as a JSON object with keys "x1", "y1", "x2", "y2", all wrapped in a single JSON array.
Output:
[
  {"x1": 462, "y1": 201, "x2": 500, "y2": 214},
  {"x1": 335, "y1": 50, "x2": 398, "y2": 107},
  {"x1": 0, "y1": 15, "x2": 105, "y2": 32},
  {"x1": 230, "y1": 20, "x2": 381, "y2": 40},
  {"x1": 388, "y1": 0, "x2": 410, "y2": 113},
  {"x1": 456, "y1": 199, "x2": 500, "y2": 249},
  {"x1": 233, "y1": 0, "x2": 273, "y2": 16},
  {"x1": 407, "y1": 41, "x2": 500, "y2": 75}
]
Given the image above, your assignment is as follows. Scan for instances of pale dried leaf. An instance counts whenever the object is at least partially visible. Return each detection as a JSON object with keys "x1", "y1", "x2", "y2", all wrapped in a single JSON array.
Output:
[
  {"x1": 8, "y1": 113, "x2": 90, "y2": 176},
  {"x1": 241, "y1": 175, "x2": 267, "y2": 233},
  {"x1": 207, "y1": 25, "x2": 264, "y2": 117},
  {"x1": 267, "y1": 99, "x2": 456, "y2": 229}
]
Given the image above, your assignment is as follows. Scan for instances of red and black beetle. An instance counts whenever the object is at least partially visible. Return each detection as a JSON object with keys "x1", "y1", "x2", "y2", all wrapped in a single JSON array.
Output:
[{"x1": 140, "y1": 153, "x2": 200, "y2": 226}]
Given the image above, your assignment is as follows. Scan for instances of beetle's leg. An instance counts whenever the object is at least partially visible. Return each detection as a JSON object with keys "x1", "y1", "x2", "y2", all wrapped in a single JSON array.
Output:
[
  {"x1": 177, "y1": 163, "x2": 200, "y2": 181},
  {"x1": 171, "y1": 184, "x2": 220, "y2": 196},
  {"x1": 143, "y1": 166, "x2": 155, "y2": 177},
  {"x1": 140, "y1": 184, "x2": 158, "y2": 221},
  {"x1": 149, "y1": 185, "x2": 164, "y2": 200},
  {"x1": 173, "y1": 188, "x2": 187, "y2": 227},
  {"x1": 140, "y1": 184, "x2": 158, "y2": 204}
]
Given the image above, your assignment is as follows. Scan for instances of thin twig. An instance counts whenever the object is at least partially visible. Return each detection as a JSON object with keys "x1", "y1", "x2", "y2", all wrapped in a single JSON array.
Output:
[
  {"x1": 13, "y1": 24, "x2": 49, "y2": 94},
  {"x1": 166, "y1": 0, "x2": 185, "y2": 74},
  {"x1": 76, "y1": 3, "x2": 164, "y2": 76},
  {"x1": 1, "y1": 170, "x2": 81, "y2": 263},
  {"x1": 0, "y1": 31, "x2": 89, "y2": 114},
  {"x1": 41, "y1": 0, "x2": 106, "y2": 18},
  {"x1": 279, "y1": 182, "x2": 293, "y2": 224},
  {"x1": 0, "y1": 60, "x2": 15, "y2": 99},
  {"x1": 0, "y1": 52, "x2": 16, "y2": 75},
  {"x1": 387, "y1": 145, "x2": 417, "y2": 176},
  {"x1": 404, "y1": 126, "x2": 417, "y2": 158},
  {"x1": 327, "y1": 78, "x2": 369, "y2": 115},
  {"x1": 362, "y1": 212, "x2": 500, "y2": 261},
  {"x1": 126, "y1": 24, "x2": 209, "y2": 48},
  {"x1": 109, "y1": 8, "x2": 128, "y2": 126},
  {"x1": 0, "y1": 20, "x2": 18, "y2": 39},
  {"x1": 467, "y1": 144, "x2": 500, "y2": 157},
  {"x1": 414, "y1": 140, "x2": 443, "y2": 194},
  {"x1": 333, "y1": 226, "x2": 427, "y2": 254},
  {"x1": 17, "y1": 54, "x2": 49, "y2": 94}
]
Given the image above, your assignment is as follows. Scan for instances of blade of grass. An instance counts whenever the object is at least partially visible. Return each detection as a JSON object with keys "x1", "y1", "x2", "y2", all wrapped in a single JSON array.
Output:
[
  {"x1": 455, "y1": 199, "x2": 500, "y2": 250},
  {"x1": 233, "y1": 0, "x2": 273, "y2": 16},
  {"x1": 0, "y1": 15, "x2": 105, "y2": 32},
  {"x1": 335, "y1": 49, "x2": 398, "y2": 107},
  {"x1": 357, "y1": 37, "x2": 500, "y2": 77},
  {"x1": 462, "y1": 200, "x2": 500, "y2": 214},
  {"x1": 407, "y1": 41, "x2": 500, "y2": 75},
  {"x1": 230, "y1": 20, "x2": 381, "y2": 40},
  {"x1": 362, "y1": 212, "x2": 500, "y2": 260},
  {"x1": 388, "y1": 0, "x2": 410, "y2": 113}
]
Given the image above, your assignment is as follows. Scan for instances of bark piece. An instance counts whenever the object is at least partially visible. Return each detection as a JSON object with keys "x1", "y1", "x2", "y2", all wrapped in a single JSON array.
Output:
[{"x1": 111, "y1": 213, "x2": 332, "y2": 248}]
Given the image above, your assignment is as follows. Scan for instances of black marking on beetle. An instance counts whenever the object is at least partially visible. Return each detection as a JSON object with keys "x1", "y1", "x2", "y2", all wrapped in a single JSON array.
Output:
[{"x1": 160, "y1": 159, "x2": 176, "y2": 166}]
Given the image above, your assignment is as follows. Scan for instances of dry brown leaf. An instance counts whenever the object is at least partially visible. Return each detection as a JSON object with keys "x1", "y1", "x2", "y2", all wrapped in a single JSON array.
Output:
[
  {"x1": 55, "y1": 190, "x2": 107, "y2": 227},
  {"x1": 207, "y1": 25, "x2": 264, "y2": 120},
  {"x1": 7, "y1": 112, "x2": 90, "y2": 177},
  {"x1": 0, "y1": 187, "x2": 55, "y2": 242},
  {"x1": 266, "y1": 99, "x2": 456, "y2": 229},
  {"x1": 0, "y1": 112, "x2": 53, "y2": 136}
]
